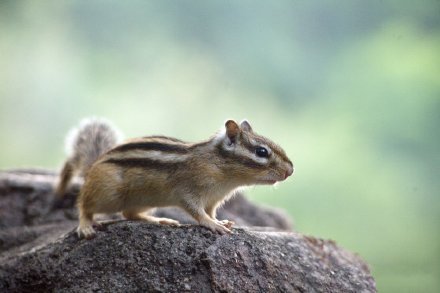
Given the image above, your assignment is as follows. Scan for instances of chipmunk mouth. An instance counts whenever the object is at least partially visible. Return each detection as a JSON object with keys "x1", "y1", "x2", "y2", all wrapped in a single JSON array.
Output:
[
  {"x1": 257, "y1": 171, "x2": 291, "y2": 185},
  {"x1": 256, "y1": 177, "x2": 280, "y2": 185},
  {"x1": 257, "y1": 179, "x2": 277, "y2": 185},
  {"x1": 256, "y1": 168, "x2": 293, "y2": 185}
]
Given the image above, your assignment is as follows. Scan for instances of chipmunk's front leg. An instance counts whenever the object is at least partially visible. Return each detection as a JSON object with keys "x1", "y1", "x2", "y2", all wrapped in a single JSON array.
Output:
[
  {"x1": 205, "y1": 203, "x2": 235, "y2": 229},
  {"x1": 183, "y1": 199, "x2": 231, "y2": 234}
]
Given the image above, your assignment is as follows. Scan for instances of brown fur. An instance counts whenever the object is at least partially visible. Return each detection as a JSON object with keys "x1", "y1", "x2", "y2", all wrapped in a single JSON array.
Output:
[{"x1": 59, "y1": 119, "x2": 293, "y2": 238}]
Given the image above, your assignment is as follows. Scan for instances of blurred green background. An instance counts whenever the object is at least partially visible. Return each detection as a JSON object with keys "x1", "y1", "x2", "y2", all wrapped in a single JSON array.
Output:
[{"x1": 1, "y1": 1, "x2": 439, "y2": 292}]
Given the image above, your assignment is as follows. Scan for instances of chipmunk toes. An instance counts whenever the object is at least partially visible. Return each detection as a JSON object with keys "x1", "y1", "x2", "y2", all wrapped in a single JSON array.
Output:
[
  {"x1": 216, "y1": 219, "x2": 235, "y2": 229},
  {"x1": 201, "y1": 221, "x2": 232, "y2": 235},
  {"x1": 77, "y1": 225, "x2": 96, "y2": 239},
  {"x1": 157, "y1": 218, "x2": 180, "y2": 226}
]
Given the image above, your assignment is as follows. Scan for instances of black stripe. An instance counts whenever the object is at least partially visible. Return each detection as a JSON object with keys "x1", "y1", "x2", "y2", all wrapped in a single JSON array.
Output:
[
  {"x1": 144, "y1": 135, "x2": 186, "y2": 143},
  {"x1": 109, "y1": 142, "x2": 189, "y2": 154},
  {"x1": 104, "y1": 158, "x2": 179, "y2": 172},
  {"x1": 215, "y1": 144, "x2": 266, "y2": 169}
]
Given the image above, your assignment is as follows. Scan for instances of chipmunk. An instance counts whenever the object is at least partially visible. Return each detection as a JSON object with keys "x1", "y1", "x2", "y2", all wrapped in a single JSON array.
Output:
[{"x1": 56, "y1": 118, "x2": 294, "y2": 239}]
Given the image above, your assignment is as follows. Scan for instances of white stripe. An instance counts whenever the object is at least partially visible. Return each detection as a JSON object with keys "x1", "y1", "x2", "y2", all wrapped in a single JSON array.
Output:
[
  {"x1": 221, "y1": 140, "x2": 269, "y2": 165},
  {"x1": 107, "y1": 150, "x2": 190, "y2": 162}
]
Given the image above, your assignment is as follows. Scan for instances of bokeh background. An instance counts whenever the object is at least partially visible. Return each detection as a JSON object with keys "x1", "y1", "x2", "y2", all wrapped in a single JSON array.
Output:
[{"x1": 1, "y1": 1, "x2": 439, "y2": 292}]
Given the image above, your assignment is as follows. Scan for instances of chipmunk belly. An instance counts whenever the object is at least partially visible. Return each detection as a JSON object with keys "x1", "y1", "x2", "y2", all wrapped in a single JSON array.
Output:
[{"x1": 119, "y1": 168, "x2": 178, "y2": 209}]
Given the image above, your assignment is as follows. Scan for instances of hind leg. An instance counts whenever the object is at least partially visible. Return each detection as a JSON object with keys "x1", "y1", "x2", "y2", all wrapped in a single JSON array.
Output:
[
  {"x1": 77, "y1": 208, "x2": 97, "y2": 239},
  {"x1": 122, "y1": 207, "x2": 180, "y2": 226}
]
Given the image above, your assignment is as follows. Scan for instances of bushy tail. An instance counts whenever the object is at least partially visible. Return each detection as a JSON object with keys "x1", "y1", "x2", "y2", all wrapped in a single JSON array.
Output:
[{"x1": 55, "y1": 118, "x2": 121, "y2": 198}]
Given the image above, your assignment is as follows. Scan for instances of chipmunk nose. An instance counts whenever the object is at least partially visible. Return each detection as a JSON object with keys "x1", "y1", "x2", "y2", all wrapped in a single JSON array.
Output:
[{"x1": 284, "y1": 162, "x2": 294, "y2": 179}]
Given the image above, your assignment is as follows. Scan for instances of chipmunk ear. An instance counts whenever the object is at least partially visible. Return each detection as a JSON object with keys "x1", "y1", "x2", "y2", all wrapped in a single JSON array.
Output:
[
  {"x1": 240, "y1": 120, "x2": 253, "y2": 132},
  {"x1": 225, "y1": 120, "x2": 240, "y2": 144}
]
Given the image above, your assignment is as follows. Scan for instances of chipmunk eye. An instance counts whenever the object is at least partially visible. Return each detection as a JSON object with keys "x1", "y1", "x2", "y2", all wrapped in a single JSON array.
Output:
[{"x1": 255, "y1": 147, "x2": 269, "y2": 158}]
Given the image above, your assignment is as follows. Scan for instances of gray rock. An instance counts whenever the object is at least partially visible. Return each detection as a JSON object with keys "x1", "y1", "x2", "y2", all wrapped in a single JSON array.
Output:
[
  {"x1": 0, "y1": 223, "x2": 375, "y2": 293},
  {"x1": 0, "y1": 169, "x2": 376, "y2": 292}
]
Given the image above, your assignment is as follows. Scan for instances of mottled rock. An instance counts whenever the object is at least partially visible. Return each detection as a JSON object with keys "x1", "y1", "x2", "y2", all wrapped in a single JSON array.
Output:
[
  {"x1": 0, "y1": 223, "x2": 375, "y2": 293},
  {"x1": 0, "y1": 170, "x2": 376, "y2": 292}
]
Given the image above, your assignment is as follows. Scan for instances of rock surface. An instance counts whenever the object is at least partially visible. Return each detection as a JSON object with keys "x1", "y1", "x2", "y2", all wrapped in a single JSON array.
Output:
[{"x1": 0, "y1": 169, "x2": 376, "y2": 292}]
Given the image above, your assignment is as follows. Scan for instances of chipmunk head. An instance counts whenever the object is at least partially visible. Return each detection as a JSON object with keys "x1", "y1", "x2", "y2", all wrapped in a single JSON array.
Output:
[{"x1": 216, "y1": 119, "x2": 294, "y2": 185}]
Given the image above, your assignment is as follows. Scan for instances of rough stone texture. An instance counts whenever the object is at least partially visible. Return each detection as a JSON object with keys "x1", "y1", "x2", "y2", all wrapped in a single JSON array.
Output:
[{"x1": 0, "y1": 169, "x2": 376, "y2": 292}]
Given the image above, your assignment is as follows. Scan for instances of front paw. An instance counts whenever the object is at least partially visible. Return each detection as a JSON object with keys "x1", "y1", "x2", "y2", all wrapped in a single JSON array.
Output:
[
  {"x1": 215, "y1": 219, "x2": 235, "y2": 229},
  {"x1": 201, "y1": 220, "x2": 232, "y2": 235}
]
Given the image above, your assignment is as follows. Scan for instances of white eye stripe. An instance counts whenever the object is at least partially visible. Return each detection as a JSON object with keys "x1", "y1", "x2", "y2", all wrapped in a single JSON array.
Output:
[
  {"x1": 248, "y1": 139, "x2": 271, "y2": 153},
  {"x1": 252, "y1": 155, "x2": 269, "y2": 164},
  {"x1": 219, "y1": 141, "x2": 269, "y2": 165},
  {"x1": 236, "y1": 145, "x2": 270, "y2": 165},
  {"x1": 217, "y1": 134, "x2": 274, "y2": 166}
]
